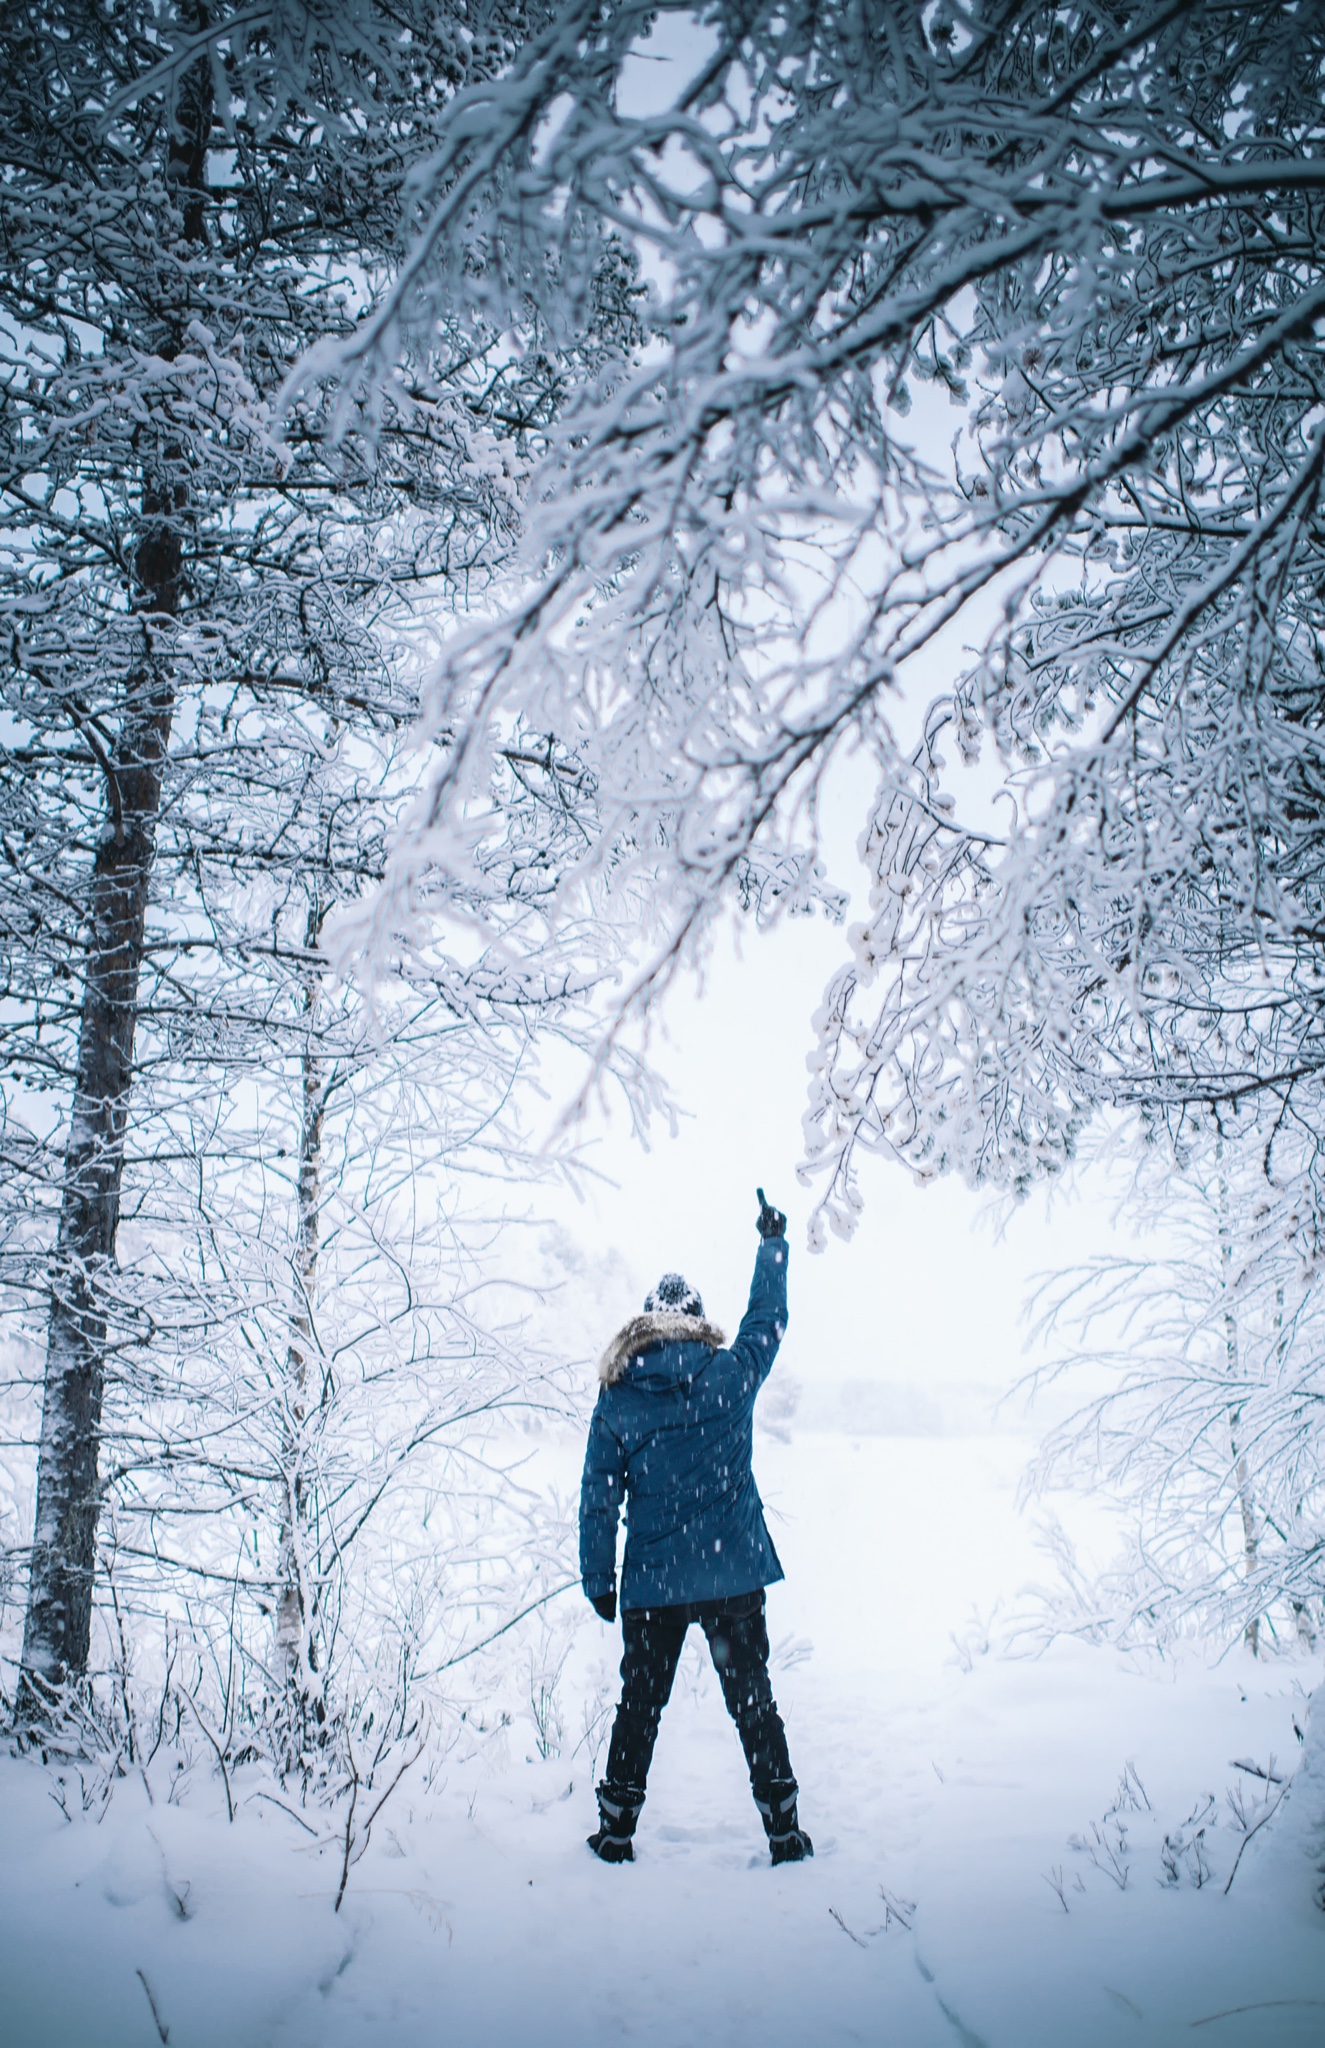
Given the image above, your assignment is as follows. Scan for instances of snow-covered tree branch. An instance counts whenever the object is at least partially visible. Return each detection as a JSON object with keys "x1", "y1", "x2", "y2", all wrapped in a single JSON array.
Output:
[
  {"x1": 0, "y1": 0, "x2": 651, "y2": 1743},
  {"x1": 311, "y1": 0, "x2": 1325, "y2": 1246},
  {"x1": 1023, "y1": 1127, "x2": 1324, "y2": 1655}
]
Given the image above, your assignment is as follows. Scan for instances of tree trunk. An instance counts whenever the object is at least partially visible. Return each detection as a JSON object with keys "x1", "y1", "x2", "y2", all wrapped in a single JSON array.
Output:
[
  {"x1": 17, "y1": 585, "x2": 180, "y2": 1712},
  {"x1": 1230, "y1": 1417, "x2": 1261, "y2": 1659},
  {"x1": 16, "y1": 55, "x2": 210, "y2": 1720},
  {"x1": 275, "y1": 899, "x2": 332, "y2": 1766},
  {"x1": 1218, "y1": 1159, "x2": 1260, "y2": 1657}
]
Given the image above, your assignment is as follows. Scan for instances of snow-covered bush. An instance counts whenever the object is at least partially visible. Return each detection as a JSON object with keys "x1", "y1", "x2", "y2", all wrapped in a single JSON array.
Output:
[{"x1": 1024, "y1": 1127, "x2": 1325, "y2": 1656}]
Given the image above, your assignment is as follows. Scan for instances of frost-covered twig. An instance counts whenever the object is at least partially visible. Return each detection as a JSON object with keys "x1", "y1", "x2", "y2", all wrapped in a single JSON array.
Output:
[
  {"x1": 333, "y1": 1722, "x2": 427, "y2": 1915},
  {"x1": 1224, "y1": 1779, "x2": 1292, "y2": 1896},
  {"x1": 879, "y1": 1886, "x2": 916, "y2": 1932},
  {"x1": 135, "y1": 1969, "x2": 169, "y2": 2046},
  {"x1": 828, "y1": 1907, "x2": 869, "y2": 1949},
  {"x1": 1069, "y1": 1817, "x2": 1130, "y2": 1891},
  {"x1": 176, "y1": 1682, "x2": 234, "y2": 1827}
]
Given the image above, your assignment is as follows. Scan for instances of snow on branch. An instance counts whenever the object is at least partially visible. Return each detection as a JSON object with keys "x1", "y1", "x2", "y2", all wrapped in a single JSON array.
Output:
[{"x1": 295, "y1": 2, "x2": 1325, "y2": 1250}]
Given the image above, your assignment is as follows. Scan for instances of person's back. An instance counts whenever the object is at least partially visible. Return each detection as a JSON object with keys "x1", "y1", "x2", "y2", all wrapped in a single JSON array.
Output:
[{"x1": 578, "y1": 1191, "x2": 812, "y2": 1866}]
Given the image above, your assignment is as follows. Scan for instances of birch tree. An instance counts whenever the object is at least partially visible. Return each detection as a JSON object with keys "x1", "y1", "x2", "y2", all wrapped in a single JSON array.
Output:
[{"x1": 0, "y1": 0, "x2": 643, "y2": 1732}]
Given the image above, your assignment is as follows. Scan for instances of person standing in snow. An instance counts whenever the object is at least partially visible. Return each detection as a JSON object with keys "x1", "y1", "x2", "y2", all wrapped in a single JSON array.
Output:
[{"x1": 578, "y1": 1189, "x2": 811, "y2": 1866}]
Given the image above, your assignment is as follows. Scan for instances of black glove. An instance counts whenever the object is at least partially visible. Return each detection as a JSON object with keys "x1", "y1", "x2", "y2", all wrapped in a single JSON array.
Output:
[
  {"x1": 756, "y1": 1187, "x2": 787, "y2": 1239},
  {"x1": 590, "y1": 1589, "x2": 617, "y2": 1624}
]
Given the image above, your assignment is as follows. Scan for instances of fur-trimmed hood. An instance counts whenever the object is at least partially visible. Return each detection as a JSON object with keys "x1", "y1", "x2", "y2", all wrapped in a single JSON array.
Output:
[{"x1": 599, "y1": 1311, "x2": 727, "y2": 1386}]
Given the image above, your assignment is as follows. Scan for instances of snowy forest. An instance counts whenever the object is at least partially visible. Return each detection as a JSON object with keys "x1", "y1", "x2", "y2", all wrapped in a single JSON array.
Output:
[{"x1": 1, "y1": 4, "x2": 1323, "y2": 2043}]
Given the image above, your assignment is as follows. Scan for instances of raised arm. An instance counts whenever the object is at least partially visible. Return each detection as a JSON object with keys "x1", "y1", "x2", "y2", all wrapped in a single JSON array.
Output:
[
  {"x1": 579, "y1": 1401, "x2": 627, "y2": 1617},
  {"x1": 728, "y1": 1191, "x2": 789, "y2": 1391}
]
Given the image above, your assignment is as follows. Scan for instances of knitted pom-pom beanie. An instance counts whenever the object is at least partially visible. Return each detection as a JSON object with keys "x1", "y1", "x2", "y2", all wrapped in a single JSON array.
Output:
[{"x1": 643, "y1": 1271, "x2": 704, "y2": 1319}]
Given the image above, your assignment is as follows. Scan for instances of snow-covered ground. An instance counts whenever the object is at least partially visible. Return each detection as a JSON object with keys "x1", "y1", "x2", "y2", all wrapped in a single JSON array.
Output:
[{"x1": 2, "y1": 1426, "x2": 1321, "y2": 2048}]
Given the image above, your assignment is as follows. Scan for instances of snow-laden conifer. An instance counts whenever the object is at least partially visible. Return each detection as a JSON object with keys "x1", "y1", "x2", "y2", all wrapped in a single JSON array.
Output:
[{"x1": 0, "y1": 0, "x2": 648, "y2": 1752}]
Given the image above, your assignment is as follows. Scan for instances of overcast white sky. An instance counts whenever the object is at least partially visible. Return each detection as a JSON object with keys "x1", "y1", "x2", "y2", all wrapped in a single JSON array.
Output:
[{"x1": 539, "y1": 815, "x2": 1128, "y2": 1432}]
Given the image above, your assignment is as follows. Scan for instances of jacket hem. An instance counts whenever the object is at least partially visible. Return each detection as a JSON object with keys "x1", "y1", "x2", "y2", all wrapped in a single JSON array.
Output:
[{"x1": 620, "y1": 1564, "x2": 784, "y2": 1612}]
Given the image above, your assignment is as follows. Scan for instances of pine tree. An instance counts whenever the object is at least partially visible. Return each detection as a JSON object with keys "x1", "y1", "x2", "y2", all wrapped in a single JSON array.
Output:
[{"x1": 0, "y1": 0, "x2": 641, "y2": 1729}]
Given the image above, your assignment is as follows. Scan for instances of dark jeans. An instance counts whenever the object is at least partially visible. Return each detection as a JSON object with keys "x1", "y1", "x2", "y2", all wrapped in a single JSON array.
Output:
[{"x1": 604, "y1": 1589, "x2": 794, "y2": 1794}]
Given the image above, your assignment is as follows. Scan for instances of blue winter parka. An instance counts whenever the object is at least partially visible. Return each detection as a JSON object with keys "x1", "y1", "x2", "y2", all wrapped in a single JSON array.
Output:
[{"x1": 579, "y1": 1238, "x2": 789, "y2": 1611}]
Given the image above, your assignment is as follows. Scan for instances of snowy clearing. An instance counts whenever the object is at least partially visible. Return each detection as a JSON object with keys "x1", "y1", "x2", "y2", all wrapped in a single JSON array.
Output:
[{"x1": 3, "y1": 1430, "x2": 1320, "y2": 2048}]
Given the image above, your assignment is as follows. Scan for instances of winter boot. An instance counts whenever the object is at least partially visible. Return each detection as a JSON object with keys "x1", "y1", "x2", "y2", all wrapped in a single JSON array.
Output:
[
  {"x1": 755, "y1": 1779, "x2": 813, "y2": 1865},
  {"x1": 587, "y1": 1781, "x2": 645, "y2": 1863}
]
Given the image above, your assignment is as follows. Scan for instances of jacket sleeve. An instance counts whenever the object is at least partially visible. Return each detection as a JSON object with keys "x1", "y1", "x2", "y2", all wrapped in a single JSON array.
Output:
[
  {"x1": 578, "y1": 1399, "x2": 627, "y2": 1599},
  {"x1": 728, "y1": 1236, "x2": 789, "y2": 1393}
]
